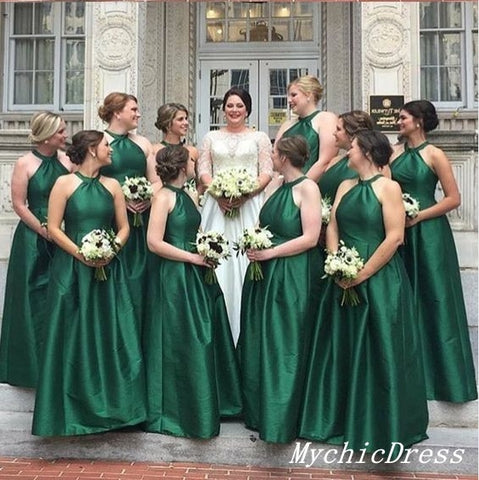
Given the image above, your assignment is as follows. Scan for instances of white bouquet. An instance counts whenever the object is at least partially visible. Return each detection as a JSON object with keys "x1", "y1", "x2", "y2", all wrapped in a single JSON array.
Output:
[
  {"x1": 122, "y1": 176, "x2": 154, "y2": 227},
  {"x1": 323, "y1": 240, "x2": 365, "y2": 306},
  {"x1": 207, "y1": 168, "x2": 258, "y2": 218},
  {"x1": 78, "y1": 228, "x2": 121, "y2": 281},
  {"x1": 402, "y1": 193, "x2": 420, "y2": 219},
  {"x1": 195, "y1": 230, "x2": 231, "y2": 284},
  {"x1": 321, "y1": 196, "x2": 333, "y2": 225},
  {"x1": 233, "y1": 226, "x2": 273, "y2": 281}
]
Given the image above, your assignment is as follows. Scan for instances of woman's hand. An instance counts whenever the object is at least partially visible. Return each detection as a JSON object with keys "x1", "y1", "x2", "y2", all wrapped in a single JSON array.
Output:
[
  {"x1": 127, "y1": 199, "x2": 150, "y2": 214},
  {"x1": 39, "y1": 225, "x2": 51, "y2": 242},
  {"x1": 246, "y1": 248, "x2": 274, "y2": 262},
  {"x1": 405, "y1": 211, "x2": 422, "y2": 228},
  {"x1": 188, "y1": 253, "x2": 212, "y2": 267},
  {"x1": 336, "y1": 271, "x2": 365, "y2": 289},
  {"x1": 80, "y1": 254, "x2": 114, "y2": 268}
]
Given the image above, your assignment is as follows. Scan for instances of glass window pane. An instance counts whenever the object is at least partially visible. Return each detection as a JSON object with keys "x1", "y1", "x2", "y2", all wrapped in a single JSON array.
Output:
[
  {"x1": 14, "y1": 4, "x2": 33, "y2": 34},
  {"x1": 35, "y1": 3, "x2": 54, "y2": 35},
  {"x1": 420, "y1": 3, "x2": 438, "y2": 29},
  {"x1": 14, "y1": 73, "x2": 33, "y2": 104},
  {"x1": 228, "y1": 2, "x2": 248, "y2": 19},
  {"x1": 421, "y1": 68, "x2": 439, "y2": 101},
  {"x1": 473, "y1": 31, "x2": 478, "y2": 102},
  {"x1": 473, "y1": 3, "x2": 478, "y2": 28},
  {"x1": 65, "y1": 39, "x2": 85, "y2": 70},
  {"x1": 272, "y1": 3, "x2": 291, "y2": 18},
  {"x1": 36, "y1": 39, "x2": 55, "y2": 70},
  {"x1": 206, "y1": 2, "x2": 225, "y2": 20},
  {"x1": 206, "y1": 22, "x2": 225, "y2": 42},
  {"x1": 420, "y1": 33, "x2": 438, "y2": 65},
  {"x1": 439, "y1": 3, "x2": 462, "y2": 29},
  {"x1": 293, "y1": 19, "x2": 312, "y2": 41},
  {"x1": 227, "y1": 21, "x2": 247, "y2": 42},
  {"x1": 439, "y1": 33, "x2": 462, "y2": 65},
  {"x1": 440, "y1": 67, "x2": 462, "y2": 101},
  {"x1": 293, "y1": 3, "x2": 313, "y2": 17},
  {"x1": 231, "y1": 70, "x2": 249, "y2": 90},
  {"x1": 250, "y1": 21, "x2": 269, "y2": 42},
  {"x1": 64, "y1": 2, "x2": 85, "y2": 35},
  {"x1": 35, "y1": 72, "x2": 54, "y2": 104},
  {"x1": 248, "y1": 3, "x2": 266, "y2": 19},
  {"x1": 65, "y1": 71, "x2": 84, "y2": 104},
  {"x1": 270, "y1": 69, "x2": 287, "y2": 96},
  {"x1": 272, "y1": 21, "x2": 289, "y2": 42},
  {"x1": 14, "y1": 39, "x2": 34, "y2": 70}
]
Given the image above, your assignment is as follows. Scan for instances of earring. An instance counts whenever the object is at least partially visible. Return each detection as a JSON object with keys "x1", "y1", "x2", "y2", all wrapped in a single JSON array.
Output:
[
  {"x1": 416, "y1": 124, "x2": 421, "y2": 129},
  {"x1": 44, "y1": 140, "x2": 49, "y2": 144},
  {"x1": 92, "y1": 153, "x2": 96, "y2": 158}
]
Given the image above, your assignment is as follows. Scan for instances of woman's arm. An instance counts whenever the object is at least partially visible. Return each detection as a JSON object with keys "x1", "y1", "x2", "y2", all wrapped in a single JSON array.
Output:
[
  {"x1": 197, "y1": 134, "x2": 213, "y2": 189},
  {"x1": 247, "y1": 180, "x2": 321, "y2": 261},
  {"x1": 147, "y1": 189, "x2": 207, "y2": 266},
  {"x1": 108, "y1": 178, "x2": 130, "y2": 248},
  {"x1": 306, "y1": 111, "x2": 339, "y2": 182},
  {"x1": 325, "y1": 179, "x2": 354, "y2": 252},
  {"x1": 340, "y1": 179, "x2": 405, "y2": 287},
  {"x1": 11, "y1": 155, "x2": 49, "y2": 239},
  {"x1": 406, "y1": 145, "x2": 460, "y2": 227}
]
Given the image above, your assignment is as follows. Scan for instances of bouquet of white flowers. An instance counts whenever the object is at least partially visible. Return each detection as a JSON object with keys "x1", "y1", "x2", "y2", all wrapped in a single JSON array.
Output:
[
  {"x1": 207, "y1": 168, "x2": 258, "y2": 218},
  {"x1": 122, "y1": 176, "x2": 154, "y2": 227},
  {"x1": 233, "y1": 226, "x2": 273, "y2": 281},
  {"x1": 323, "y1": 240, "x2": 365, "y2": 306},
  {"x1": 402, "y1": 193, "x2": 420, "y2": 219},
  {"x1": 321, "y1": 196, "x2": 333, "y2": 225},
  {"x1": 195, "y1": 230, "x2": 231, "y2": 284},
  {"x1": 78, "y1": 228, "x2": 121, "y2": 281}
]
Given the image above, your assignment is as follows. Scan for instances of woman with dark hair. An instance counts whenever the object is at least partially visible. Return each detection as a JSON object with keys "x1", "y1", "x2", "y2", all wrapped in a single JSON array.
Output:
[
  {"x1": 0, "y1": 112, "x2": 74, "y2": 388},
  {"x1": 390, "y1": 100, "x2": 477, "y2": 402},
  {"x1": 143, "y1": 145, "x2": 241, "y2": 438},
  {"x1": 275, "y1": 75, "x2": 338, "y2": 181},
  {"x1": 98, "y1": 92, "x2": 159, "y2": 330},
  {"x1": 300, "y1": 129, "x2": 428, "y2": 452},
  {"x1": 319, "y1": 110, "x2": 375, "y2": 202},
  {"x1": 238, "y1": 135, "x2": 322, "y2": 443},
  {"x1": 32, "y1": 130, "x2": 145, "y2": 436},
  {"x1": 198, "y1": 87, "x2": 273, "y2": 344}
]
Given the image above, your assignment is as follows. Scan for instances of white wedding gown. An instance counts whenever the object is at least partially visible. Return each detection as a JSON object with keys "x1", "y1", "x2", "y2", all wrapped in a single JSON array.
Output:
[{"x1": 198, "y1": 129, "x2": 273, "y2": 344}]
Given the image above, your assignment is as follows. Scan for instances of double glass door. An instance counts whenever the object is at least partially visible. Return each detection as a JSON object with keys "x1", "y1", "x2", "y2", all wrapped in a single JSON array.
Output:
[{"x1": 196, "y1": 59, "x2": 318, "y2": 143}]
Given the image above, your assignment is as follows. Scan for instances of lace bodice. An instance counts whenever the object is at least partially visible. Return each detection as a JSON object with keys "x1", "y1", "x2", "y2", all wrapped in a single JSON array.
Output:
[{"x1": 198, "y1": 129, "x2": 273, "y2": 179}]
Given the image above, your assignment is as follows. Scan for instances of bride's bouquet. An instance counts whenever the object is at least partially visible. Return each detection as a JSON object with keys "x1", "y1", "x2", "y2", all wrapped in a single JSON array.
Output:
[
  {"x1": 233, "y1": 226, "x2": 273, "y2": 281},
  {"x1": 323, "y1": 240, "x2": 364, "y2": 307},
  {"x1": 402, "y1": 193, "x2": 420, "y2": 219},
  {"x1": 207, "y1": 168, "x2": 258, "y2": 218},
  {"x1": 122, "y1": 176, "x2": 154, "y2": 227},
  {"x1": 78, "y1": 228, "x2": 121, "y2": 281},
  {"x1": 195, "y1": 230, "x2": 231, "y2": 284}
]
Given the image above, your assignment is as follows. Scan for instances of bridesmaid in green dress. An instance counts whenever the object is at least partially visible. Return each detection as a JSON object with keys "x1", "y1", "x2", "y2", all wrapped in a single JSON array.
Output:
[
  {"x1": 0, "y1": 112, "x2": 73, "y2": 388},
  {"x1": 391, "y1": 100, "x2": 477, "y2": 402},
  {"x1": 143, "y1": 145, "x2": 241, "y2": 438},
  {"x1": 98, "y1": 92, "x2": 159, "y2": 330},
  {"x1": 238, "y1": 135, "x2": 322, "y2": 443},
  {"x1": 300, "y1": 130, "x2": 428, "y2": 452},
  {"x1": 32, "y1": 130, "x2": 146, "y2": 436},
  {"x1": 275, "y1": 75, "x2": 337, "y2": 181}
]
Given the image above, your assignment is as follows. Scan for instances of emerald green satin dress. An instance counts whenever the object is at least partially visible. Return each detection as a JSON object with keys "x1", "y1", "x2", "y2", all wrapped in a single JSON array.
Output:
[
  {"x1": 32, "y1": 173, "x2": 146, "y2": 436},
  {"x1": 318, "y1": 156, "x2": 357, "y2": 202},
  {"x1": 143, "y1": 185, "x2": 242, "y2": 438},
  {"x1": 0, "y1": 151, "x2": 68, "y2": 388},
  {"x1": 238, "y1": 177, "x2": 322, "y2": 443},
  {"x1": 299, "y1": 175, "x2": 428, "y2": 452},
  {"x1": 391, "y1": 142, "x2": 477, "y2": 402},
  {"x1": 283, "y1": 111, "x2": 320, "y2": 173},
  {"x1": 101, "y1": 131, "x2": 151, "y2": 326}
]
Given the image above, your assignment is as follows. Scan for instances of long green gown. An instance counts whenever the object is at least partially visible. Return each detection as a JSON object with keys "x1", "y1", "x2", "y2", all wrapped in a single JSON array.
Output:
[
  {"x1": 391, "y1": 142, "x2": 477, "y2": 402},
  {"x1": 318, "y1": 156, "x2": 357, "y2": 202},
  {"x1": 0, "y1": 151, "x2": 69, "y2": 388},
  {"x1": 299, "y1": 175, "x2": 429, "y2": 452},
  {"x1": 237, "y1": 177, "x2": 322, "y2": 443},
  {"x1": 32, "y1": 172, "x2": 146, "y2": 436},
  {"x1": 101, "y1": 131, "x2": 151, "y2": 327},
  {"x1": 143, "y1": 185, "x2": 242, "y2": 438},
  {"x1": 283, "y1": 111, "x2": 320, "y2": 173}
]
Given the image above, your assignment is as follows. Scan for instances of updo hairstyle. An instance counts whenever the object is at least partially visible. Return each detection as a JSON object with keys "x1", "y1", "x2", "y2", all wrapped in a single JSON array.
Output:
[
  {"x1": 354, "y1": 130, "x2": 392, "y2": 168},
  {"x1": 288, "y1": 75, "x2": 324, "y2": 104},
  {"x1": 98, "y1": 92, "x2": 138, "y2": 123},
  {"x1": 66, "y1": 130, "x2": 104, "y2": 165},
  {"x1": 222, "y1": 87, "x2": 252, "y2": 117},
  {"x1": 401, "y1": 100, "x2": 439, "y2": 133},
  {"x1": 154, "y1": 103, "x2": 188, "y2": 134},
  {"x1": 155, "y1": 145, "x2": 189, "y2": 183},
  {"x1": 275, "y1": 135, "x2": 310, "y2": 169},
  {"x1": 29, "y1": 111, "x2": 63, "y2": 143},
  {"x1": 339, "y1": 110, "x2": 375, "y2": 138}
]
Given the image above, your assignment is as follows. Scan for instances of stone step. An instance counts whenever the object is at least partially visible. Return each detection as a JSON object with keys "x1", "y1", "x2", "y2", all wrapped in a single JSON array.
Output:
[{"x1": 0, "y1": 411, "x2": 476, "y2": 475}]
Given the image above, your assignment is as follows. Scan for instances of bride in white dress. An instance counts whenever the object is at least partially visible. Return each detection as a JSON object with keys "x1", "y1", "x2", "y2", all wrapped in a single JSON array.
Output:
[{"x1": 198, "y1": 87, "x2": 273, "y2": 344}]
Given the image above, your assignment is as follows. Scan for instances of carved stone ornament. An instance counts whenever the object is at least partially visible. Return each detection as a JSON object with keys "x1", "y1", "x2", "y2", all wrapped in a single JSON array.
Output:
[
  {"x1": 365, "y1": 16, "x2": 406, "y2": 68},
  {"x1": 96, "y1": 23, "x2": 135, "y2": 71}
]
